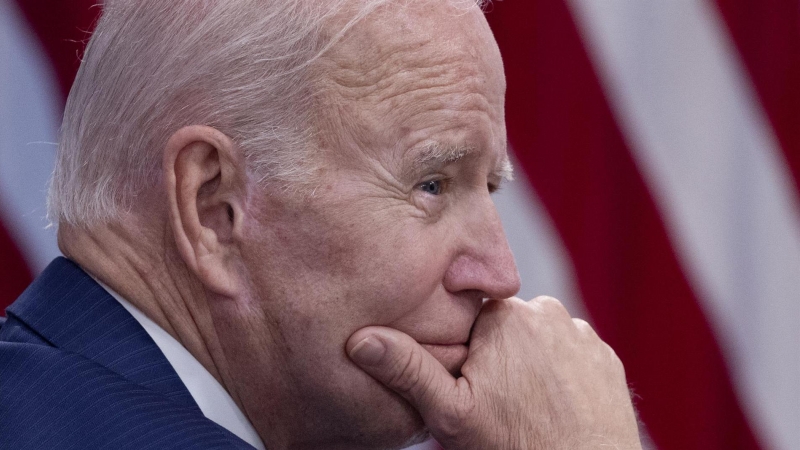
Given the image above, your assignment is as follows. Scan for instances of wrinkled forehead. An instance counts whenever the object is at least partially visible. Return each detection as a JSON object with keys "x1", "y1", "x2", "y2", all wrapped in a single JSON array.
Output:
[
  {"x1": 311, "y1": 0, "x2": 507, "y2": 165},
  {"x1": 318, "y1": 1, "x2": 504, "y2": 89}
]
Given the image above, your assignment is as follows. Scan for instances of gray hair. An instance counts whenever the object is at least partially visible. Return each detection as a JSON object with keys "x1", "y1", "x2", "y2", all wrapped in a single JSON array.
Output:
[{"x1": 48, "y1": 0, "x2": 487, "y2": 227}]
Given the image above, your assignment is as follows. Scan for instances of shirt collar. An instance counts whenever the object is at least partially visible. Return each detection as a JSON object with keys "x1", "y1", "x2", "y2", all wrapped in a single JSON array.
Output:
[{"x1": 94, "y1": 278, "x2": 266, "y2": 450}]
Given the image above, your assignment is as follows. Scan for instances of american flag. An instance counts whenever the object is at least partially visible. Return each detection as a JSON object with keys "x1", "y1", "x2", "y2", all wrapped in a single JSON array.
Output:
[{"x1": 1, "y1": 1, "x2": 798, "y2": 449}]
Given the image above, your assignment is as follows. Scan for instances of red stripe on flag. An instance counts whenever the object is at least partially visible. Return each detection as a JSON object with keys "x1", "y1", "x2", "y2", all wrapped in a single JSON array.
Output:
[
  {"x1": 486, "y1": 2, "x2": 764, "y2": 449},
  {"x1": 0, "y1": 220, "x2": 32, "y2": 314},
  {"x1": 13, "y1": 0, "x2": 100, "y2": 100},
  {"x1": 713, "y1": 0, "x2": 800, "y2": 200}
]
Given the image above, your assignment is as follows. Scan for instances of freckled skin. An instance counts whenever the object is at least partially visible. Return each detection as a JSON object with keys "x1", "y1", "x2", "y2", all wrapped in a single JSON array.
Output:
[{"x1": 212, "y1": 2, "x2": 520, "y2": 449}]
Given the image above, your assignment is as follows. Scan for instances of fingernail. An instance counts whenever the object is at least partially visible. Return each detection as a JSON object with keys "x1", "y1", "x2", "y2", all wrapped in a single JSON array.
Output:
[{"x1": 349, "y1": 336, "x2": 386, "y2": 366}]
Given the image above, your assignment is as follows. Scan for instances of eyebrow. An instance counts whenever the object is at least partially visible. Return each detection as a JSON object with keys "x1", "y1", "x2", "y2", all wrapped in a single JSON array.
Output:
[
  {"x1": 495, "y1": 153, "x2": 514, "y2": 182},
  {"x1": 408, "y1": 141, "x2": 514, "y2": 181},
  {"x1": 412, "y1": 141, "x2": 475, "y2": 170}
]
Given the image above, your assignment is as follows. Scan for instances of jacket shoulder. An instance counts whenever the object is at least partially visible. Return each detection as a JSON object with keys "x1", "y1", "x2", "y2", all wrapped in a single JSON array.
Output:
[{"x1": 0, "y1": 342, "x2": 252, "y2": 449}]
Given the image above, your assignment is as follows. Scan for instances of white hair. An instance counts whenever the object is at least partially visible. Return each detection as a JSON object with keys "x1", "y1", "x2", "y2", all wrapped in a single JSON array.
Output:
[{"x1": 48, "y1": 0, "x2": 488, "y2": 227}]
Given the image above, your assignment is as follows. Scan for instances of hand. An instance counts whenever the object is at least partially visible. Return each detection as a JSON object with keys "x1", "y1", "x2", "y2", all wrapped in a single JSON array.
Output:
[{"x1": 346, "y1": 296, "x2": 642, "y2": 450}]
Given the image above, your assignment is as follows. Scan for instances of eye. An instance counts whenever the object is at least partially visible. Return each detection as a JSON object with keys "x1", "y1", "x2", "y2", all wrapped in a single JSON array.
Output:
[{"x1": 418, "y1": 179, "x2": 443, "y2": 195}]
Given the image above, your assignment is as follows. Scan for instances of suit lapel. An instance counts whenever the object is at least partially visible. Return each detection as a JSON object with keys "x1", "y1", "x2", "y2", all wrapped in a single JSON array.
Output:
[{"x1": 6, "y1": 257, "x2": 198, "y2": 411}]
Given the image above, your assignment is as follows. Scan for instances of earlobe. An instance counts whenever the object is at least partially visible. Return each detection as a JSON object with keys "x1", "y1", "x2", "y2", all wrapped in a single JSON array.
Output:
[{"x1": 164, "y1": 125, "x2": 247, "y2": 298}]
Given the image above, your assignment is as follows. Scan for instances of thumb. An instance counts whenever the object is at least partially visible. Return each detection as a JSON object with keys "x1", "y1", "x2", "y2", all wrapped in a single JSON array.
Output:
[{"x1": 346, "y1": 326, "x2": 462, "y2": 420}]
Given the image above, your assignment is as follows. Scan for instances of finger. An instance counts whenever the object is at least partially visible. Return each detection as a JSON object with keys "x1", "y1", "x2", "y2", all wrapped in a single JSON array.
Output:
[{"x1": 346, "y1": 326, "x2": 462, "y2": 420}]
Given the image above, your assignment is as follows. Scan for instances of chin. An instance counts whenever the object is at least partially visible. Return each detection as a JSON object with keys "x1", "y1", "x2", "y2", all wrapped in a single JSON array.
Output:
[
  {"x1": 374, "y1": 397, "x2": 429, "y2": 449},
  {"x1": 314, "y1": 378, "x2": 429, "y2": 450},
  {"x1": 345, "y1": 390, "x2": 428, "y2": 450}
]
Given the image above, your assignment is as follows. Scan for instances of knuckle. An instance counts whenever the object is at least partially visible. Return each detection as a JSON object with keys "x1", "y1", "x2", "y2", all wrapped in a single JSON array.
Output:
[
  {"x1": 571, "y1": 317, "x2": 590, "y2": 329},
  {"x1": 571, "y1": 318, "x2": 598, "y2": 337},
  {"x1": 531, "y1": 295, "x2": 570, "y2": 319},
  {"x1": 604, "y1": 343, "x2": 625, "y2": 370}
]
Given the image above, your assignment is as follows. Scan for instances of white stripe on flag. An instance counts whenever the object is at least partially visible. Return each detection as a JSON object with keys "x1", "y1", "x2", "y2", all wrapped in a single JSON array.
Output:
[
  {"x1": 494, "y1": 154, "x2": 586, "y2": 318},
  {"x1": 0, "y1": 0, "x2": 62, "y2": 273},
  {"x1": 566, "y1": 1, "x2": 800, "y2": 448}
]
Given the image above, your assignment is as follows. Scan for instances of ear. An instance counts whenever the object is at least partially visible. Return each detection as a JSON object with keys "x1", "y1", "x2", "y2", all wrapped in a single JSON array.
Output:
[{"x1": 164, "y1": 125, "x2": 247, "y2": 298}]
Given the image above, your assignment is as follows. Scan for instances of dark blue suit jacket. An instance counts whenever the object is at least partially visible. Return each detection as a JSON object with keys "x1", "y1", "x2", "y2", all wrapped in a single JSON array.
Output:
[{"x1": 0, "y1": 257, "x2": 256, "y2": 449}]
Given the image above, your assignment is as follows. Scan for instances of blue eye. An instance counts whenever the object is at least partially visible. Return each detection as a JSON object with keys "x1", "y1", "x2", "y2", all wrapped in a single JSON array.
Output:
[{"x1": 418, "y1": 180, "x2": 443, "y2": 195}]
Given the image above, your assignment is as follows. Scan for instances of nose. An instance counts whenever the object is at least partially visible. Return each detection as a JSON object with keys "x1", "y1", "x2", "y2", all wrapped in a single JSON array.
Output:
[{"x1": 442, "y1": 195, "x2": 521, "y2": 300}]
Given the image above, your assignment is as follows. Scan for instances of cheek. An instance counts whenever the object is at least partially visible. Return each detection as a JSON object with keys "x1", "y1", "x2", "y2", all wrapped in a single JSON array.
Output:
[
  {"x1": 242, "y1": 189, "x2": 459, "y2": 339},
  {"x1": 340, "y1": 218, "x2": 456, "y2": 322}
]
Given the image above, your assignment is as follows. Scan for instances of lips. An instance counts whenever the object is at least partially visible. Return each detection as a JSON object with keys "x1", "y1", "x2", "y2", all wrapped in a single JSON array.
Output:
[{"x1": 419, "y1": 343, "x2": 469, "y2": 377}]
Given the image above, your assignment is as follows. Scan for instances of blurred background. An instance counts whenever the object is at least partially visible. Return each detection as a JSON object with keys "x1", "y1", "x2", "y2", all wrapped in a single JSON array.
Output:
[{"x1": 1, "y1": 1, "x2": 798, "y2": 449}]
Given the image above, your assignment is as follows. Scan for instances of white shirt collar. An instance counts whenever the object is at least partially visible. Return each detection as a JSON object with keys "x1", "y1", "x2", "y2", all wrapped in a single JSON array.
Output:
[{"x1": 94, "y1": 279, "x2": 266, "y2": 450}]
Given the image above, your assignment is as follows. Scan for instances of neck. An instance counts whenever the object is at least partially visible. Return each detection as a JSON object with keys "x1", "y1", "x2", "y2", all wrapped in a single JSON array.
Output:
[{"x1": 57, "y1": 218, "x2": 241, "y2": 408}]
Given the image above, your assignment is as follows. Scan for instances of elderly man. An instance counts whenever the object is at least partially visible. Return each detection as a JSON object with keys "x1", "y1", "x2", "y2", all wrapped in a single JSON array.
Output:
[{"x1": 0, "y1": 0, "x2": 641, "y2": 449}]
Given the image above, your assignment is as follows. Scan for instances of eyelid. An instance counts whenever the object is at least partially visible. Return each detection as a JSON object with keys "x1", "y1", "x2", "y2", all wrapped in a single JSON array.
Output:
[{"x1": 417, "y1": 171, "x2": 450, "y2": 184}]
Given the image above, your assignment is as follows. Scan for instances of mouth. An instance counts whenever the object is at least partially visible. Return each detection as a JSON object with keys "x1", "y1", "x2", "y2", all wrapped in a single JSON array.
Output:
[{"x1": 419, "y1": 343, "x2": 469, "y2": 377}]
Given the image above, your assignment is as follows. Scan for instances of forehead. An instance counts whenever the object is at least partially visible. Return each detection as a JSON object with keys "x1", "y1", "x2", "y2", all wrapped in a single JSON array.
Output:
[
  {"x1": 323, "y1": 1, "x2": 501, "y2": 72},
  {"x1": 311, "y1": 0, "x2": 507, "y2": 167}
]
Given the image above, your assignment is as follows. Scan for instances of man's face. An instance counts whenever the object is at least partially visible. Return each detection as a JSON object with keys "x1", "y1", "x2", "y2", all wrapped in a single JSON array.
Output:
[{"x1": 218, "y1": 2, "x2": 520, "y2": 448}]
